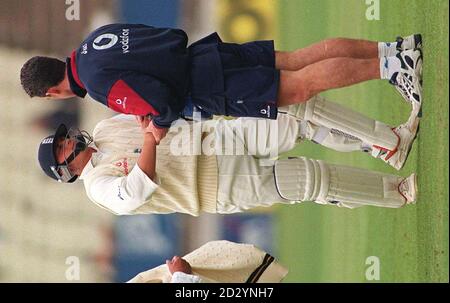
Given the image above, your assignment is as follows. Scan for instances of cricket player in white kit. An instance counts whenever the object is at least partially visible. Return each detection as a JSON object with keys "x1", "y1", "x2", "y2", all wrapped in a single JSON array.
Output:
[
  {"x1": 128, "y1": 240, "x2": 288, "y2": 283},
  {"x1": 37, "y1": 96, "x2": 419, "y2": 215}
]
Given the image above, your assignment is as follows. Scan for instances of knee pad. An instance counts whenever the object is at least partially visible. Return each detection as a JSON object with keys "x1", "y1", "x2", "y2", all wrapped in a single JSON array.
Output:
[{"x1": 274, "y1": 157, "x2": 329, "y2": 202}]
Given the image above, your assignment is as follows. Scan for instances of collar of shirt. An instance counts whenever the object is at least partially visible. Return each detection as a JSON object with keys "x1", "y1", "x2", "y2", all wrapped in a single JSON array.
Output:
[
  {"x1": 79, "y1": 143, "x2": 101, "y2": 180},
  {"x1": 66, "y1": 51, "x2": 87, "y2": 98}
]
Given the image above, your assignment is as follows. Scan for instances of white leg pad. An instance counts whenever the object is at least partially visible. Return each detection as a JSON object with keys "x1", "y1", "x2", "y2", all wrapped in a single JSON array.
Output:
[
  {"x1": 274, "y1": 157, "x2": 406, "y2": 208},
  {"x1": 278, "y1": 103, "x2": 308, "y2": 121},
  {"x1": 279, "y1": 95, "x2": 398, "y2": 150},
  {"x1": 302, "y1": 121, "x2": 366, "y2": 152},
  {"x1": 279, "y1": 103, "x2": 364, "y2": 152},
  {"x1": 323, "y1": 163, "x2": 406, "y2": 208}
]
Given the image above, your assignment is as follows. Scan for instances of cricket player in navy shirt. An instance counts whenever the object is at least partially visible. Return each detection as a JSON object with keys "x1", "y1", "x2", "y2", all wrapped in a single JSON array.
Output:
[{"x1": 21, "y1": 23, "x2": 423, "y2": 143}]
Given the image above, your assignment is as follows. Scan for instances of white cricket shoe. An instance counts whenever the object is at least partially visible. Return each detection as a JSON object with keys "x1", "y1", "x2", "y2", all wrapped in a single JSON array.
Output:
[
  {"x1": 398, "y1": 173, "x2": 418, "y2": 205},
  {"x1": 396, "y1": 34, "x2": 423, "y2": 52},
  {"x1": 389, "y1": 49, "x2": 423, "y2": 113},
  {"x1": 374, "y1": 112, "x2": 420, "y2": 170}
]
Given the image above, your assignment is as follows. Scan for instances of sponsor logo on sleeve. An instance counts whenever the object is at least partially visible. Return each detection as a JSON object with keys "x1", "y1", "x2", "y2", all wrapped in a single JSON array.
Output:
[
  {"x1": 92, "y1": 28, "x2": 130, "y2": 54},
  {"x1": 119, "y1": 29, "x2": 130, "y2": 54},
  {"x1": 93, "y1": 33, "x2": 118, "y2": 50},
  {"x1": 115, "y1": 97, "x2": 127, "y2": 110},
  {"x1": 81, "y1": 43, "x2": 88, "y2": 55}
]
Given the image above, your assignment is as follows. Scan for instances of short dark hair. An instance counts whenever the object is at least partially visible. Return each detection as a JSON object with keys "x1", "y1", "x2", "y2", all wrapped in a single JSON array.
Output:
[{"x1": 20, "y1": 56, "x2": 66, "y2": 97}]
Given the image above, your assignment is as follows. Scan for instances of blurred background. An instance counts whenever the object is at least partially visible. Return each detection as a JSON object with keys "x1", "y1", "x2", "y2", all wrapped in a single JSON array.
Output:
[{"x1": 0, "y1": 0, "x2": 448, "y2": 283}]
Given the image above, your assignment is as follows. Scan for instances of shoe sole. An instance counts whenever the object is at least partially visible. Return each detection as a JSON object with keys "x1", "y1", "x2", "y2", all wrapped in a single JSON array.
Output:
[
  {"x1": 395, "y1": 114, "x2": 421, "y2": 170},
  {"x1": 408, "y1": 173, "x2": 418, "y2": 204},
  {"x1": 411, "y1": 73, "x2": 423, "y2": 118},
  {"x1": 415, "y1": 48, "x2": 424, "y2": 117},
  {"x1": 415, "y1": 50, "x2": 423, "y2": 79},
  {"x1": 406, "y1": 115, "x2": 421, "y2": 157},
  {"x1": 414, "y1": 34, "x2": 423, "y2": 51}
]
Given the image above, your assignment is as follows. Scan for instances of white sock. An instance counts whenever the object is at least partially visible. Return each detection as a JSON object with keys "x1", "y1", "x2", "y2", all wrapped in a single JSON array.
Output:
[
  {"x1": 379, "y1": 56, "x2": 401, "y2": 80},
  {"x1": 378, "y1": 41, "x2": 398, "y2": 57}
]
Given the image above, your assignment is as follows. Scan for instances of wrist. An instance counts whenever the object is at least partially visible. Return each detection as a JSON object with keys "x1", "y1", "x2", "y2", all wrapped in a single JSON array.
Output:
[{"x1": 144, "y1": 132, "x2": 156, "y2": 142}]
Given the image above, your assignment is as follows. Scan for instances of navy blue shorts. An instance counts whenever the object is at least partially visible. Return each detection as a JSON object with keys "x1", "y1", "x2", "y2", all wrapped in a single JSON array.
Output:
[{"x1": 190, "y1": 40, "x2": 280, "y2": 119}]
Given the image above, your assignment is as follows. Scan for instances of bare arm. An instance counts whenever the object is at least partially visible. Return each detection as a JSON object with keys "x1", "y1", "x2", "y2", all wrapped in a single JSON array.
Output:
[
  {"x1": 137, "y1": 131, "x2": 157, "y2": 181},
  {"x1": 167, "y1": 257, "x2": 203, "y2": 283},
  {"x1": 166, "y1": 256, "x2": 192, "y2": 274},
  {"x1": 134, "y1": 116, "x2": 158, "y2": 179},
  {"x1": 146, "y1": 121, "x2": 169, "y2": 145}
]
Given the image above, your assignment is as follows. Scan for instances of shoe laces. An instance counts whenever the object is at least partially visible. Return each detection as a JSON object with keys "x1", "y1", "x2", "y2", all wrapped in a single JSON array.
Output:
[{"x1": 391, "y1": 72, "x2": 415, "y2": 102}]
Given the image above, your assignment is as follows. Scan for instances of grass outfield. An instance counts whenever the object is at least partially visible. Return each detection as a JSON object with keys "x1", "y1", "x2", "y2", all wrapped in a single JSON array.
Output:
[{"x1": 274, "y1": 0, "x2": 449, "y2": 282}]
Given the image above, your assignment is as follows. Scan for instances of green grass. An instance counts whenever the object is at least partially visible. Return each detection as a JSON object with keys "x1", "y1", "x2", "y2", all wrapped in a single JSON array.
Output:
[{"x1": 275, "y1": 0, "x2": 449, "y2": 282}]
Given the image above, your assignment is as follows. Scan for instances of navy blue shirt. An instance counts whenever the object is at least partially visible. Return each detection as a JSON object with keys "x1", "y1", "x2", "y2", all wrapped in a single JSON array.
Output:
[{"x1": 66, "y1": 23, "x2": 191, "y2": 128}]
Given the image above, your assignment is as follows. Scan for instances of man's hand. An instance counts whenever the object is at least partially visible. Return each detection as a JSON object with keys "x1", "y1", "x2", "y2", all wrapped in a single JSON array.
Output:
[
  {"x1": 135, "y1": 115, "x2": 150, "y2": 129},
  {"x1": 166, "y1": 256, "x2": 192, "y2": 275},
  {"x1": 145, "y1": 121, "x2": 168, "y2": 144}
]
